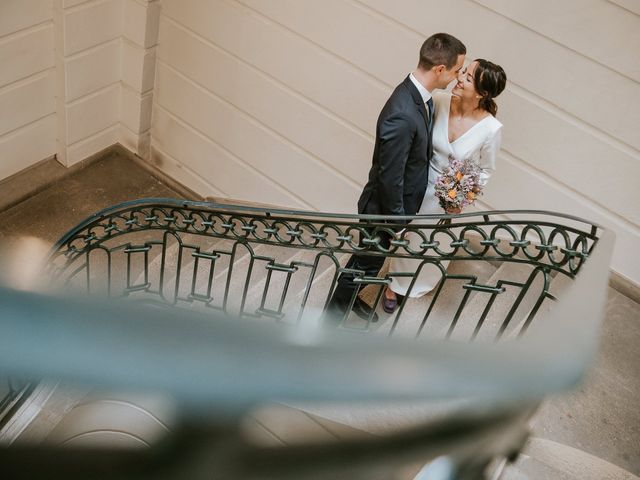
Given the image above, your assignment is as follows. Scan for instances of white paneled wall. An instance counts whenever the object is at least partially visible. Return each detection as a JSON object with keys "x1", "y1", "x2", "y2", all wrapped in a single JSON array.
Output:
[
  {"x1": 0, "y1": 0, "x2": 159, "y2": 177},
  {"x1": 152, "y1": 0, "x2": 640, "y2": 284},
  {"x1": 0, "y1": 1, "x2": 638, "y2": 284},
  {"x1": 120, "y1": 0, "x2": 160, "y2": 159},
  {"x1": 0, "y1": 0, "x2": 56, "y2": 180},
  {"x1": 53, "y1": 0, "x2": 122, "y2": 166}
]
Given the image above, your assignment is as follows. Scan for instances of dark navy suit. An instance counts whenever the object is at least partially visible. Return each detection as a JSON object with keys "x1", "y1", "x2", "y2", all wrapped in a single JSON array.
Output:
[
  {"x1": 331, "y1": 76, "x2": 433, "y2": 307},
  {"x1": 358, "y1": 75, "x2": 432, "y2": 218}
]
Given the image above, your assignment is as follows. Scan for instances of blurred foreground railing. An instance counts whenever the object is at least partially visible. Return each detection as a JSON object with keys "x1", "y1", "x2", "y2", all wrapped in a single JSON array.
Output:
[{"x1": 0, "y1": 379, "x2": 32, "y2": 431}]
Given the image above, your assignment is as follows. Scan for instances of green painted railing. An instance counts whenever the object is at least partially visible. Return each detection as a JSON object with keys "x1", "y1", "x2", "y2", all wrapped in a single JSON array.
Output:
[
  {"x1": 44, "y1": 198, "x2": 599, "y2": 336},
  {"x1": 0, "y1": 198, "x2": 613, "y2": 479}
]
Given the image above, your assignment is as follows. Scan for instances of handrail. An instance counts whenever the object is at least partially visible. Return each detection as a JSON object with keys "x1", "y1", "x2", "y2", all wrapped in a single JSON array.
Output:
[
  {"x1": 0, "y1": 285, "x2": 600, "y2": 406},
  {"x1": 49, "y1": 197, "x2": 604, "y2": 226},
  {"x1": 46, "y1": 198, "x2": 601, "y2": 283}
]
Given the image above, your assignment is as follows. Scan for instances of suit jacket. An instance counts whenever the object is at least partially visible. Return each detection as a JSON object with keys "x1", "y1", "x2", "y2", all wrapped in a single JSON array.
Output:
[{"x1": 357, "y1": 76, "x2": 432, "y2": 219}]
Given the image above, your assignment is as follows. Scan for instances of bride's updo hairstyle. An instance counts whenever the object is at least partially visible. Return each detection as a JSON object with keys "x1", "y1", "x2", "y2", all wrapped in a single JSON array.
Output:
[{"x1": 473, "y1": 59, "x2": 506, "y2": 116}]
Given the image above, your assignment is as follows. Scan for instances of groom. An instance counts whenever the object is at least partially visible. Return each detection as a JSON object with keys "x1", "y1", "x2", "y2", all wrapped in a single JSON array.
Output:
[{"x1": 326, "y1": 33, "x2": 466, "y2": 324}]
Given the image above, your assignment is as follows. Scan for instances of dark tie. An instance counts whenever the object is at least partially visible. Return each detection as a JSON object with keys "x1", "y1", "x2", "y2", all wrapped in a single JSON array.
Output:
[{"x1": 426, "y1": 97, "x2": 434, "y2": 159}]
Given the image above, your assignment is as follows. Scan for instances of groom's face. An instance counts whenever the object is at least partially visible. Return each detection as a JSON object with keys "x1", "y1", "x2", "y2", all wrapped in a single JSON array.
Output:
[{"x1": 438, "y1": 54, "x2": 466, "y2": 88}]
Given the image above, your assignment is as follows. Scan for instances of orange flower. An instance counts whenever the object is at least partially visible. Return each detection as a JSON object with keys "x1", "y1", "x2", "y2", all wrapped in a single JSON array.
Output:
[
  {"x1": 467, "y1": 191, "x2": 475, "y2": 200},
  {"x1": 455, "y1": 172, "x2": 463, "y2": 181},
  {"x1": 448, "y1": 189, "x2": 457, "y2": 199}
]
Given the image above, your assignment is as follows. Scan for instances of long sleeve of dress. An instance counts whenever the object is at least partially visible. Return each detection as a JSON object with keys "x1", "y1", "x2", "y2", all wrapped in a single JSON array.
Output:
[{"x1": 477, "y1": 125, "x2": 502, "y2": 187}]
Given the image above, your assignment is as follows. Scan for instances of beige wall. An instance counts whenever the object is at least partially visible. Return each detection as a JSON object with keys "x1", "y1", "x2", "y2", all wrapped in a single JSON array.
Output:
[
  {"x1": 54, "y1": 0, "x2": 159, "y2": 165},
  {"x1": 0, "y1": 0, "x2": 56, "y2": 180},
  {"x1": 152, "y1": 0, "x2": 640, "y2": 284},
  {"x1": 0, "y1": 0, "x2": 158, "y2": 177},
  {"x1": 0, "y1": 0, "x2": 638, "y2": 284},
  {"x1": 119, "y1": 0, "x2": 160, "y2": 160},
  {"x1": 53, "y1": 0, "x2": 122, "y2": 166}
]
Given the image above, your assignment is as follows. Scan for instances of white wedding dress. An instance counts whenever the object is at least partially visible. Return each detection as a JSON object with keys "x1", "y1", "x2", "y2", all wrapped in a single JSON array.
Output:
[{"x1": 388, "y1": 91, "x2": 503, "y2": 297}]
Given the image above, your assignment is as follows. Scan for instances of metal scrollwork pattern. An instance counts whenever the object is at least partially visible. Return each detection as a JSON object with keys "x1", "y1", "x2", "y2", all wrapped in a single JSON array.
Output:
[
  {"x1": 43, "y1": 198, "x2": 601, "y2": 340},
  {"x1": 47, "y1": 199, "x2": 599, "y2": 277}
]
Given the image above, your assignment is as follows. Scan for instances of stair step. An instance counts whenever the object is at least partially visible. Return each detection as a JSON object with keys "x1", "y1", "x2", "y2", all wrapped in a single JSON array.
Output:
[
  {"x1": 173, "y1": 241, "x2": 284, "y2": 317},
  {"x1": 183, "y1": 241, "x2": 330, "y2": 319},
  {"x1": 243, "y1": 403, "x2": 343, "y2": 445},
  {"x1": 45, "y1": 394, "x2": 172, "y2": 447},
  {"x1": 221, "y1": 244, "x2": 307, "y2": 319},
  {"x1": 367, "y1": 258, "x2": 499, "y2": 340},
  {"x1": 83, "y1": 230, "x2": 167, "y2": 296},
  {"x1": 162, "y1": 236, "x2": 234, "y2": 305},
  {"x1": 127, "y1": 233, "x2": 351, "y2": 325},
  {"x1": 243, "y1": 249, "x2": 346, "y2": 325},
  {"x1": 448, "y1": 262, "x2": 546, "y2": 342},
  {"x1": 530, "y1": 272, "x2": 574, "y2": 321},
  {"x1": 291, "y1": 398, "x2": 472, "y2": 437},
  {"x1": 281, "y1": 251, "x2": 350, "y2": 326},
  {"x1": 501, "y1": 437, "x2": 639, "y2": 480},
  {"x1": 128, "y1": 233, "x2": 229, "y2": 304},
  {"x1": 120, "y1": 230, "x2": 577, "y2": 343},
  {"x1": 500, "y1": 456, "x2": 577, "y2": 480}
]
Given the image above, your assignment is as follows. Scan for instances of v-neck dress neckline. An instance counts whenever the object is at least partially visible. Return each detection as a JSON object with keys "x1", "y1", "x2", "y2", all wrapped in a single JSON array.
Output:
[{"x1": 444, "y1": 94, "x2": 491, "y2": 145}]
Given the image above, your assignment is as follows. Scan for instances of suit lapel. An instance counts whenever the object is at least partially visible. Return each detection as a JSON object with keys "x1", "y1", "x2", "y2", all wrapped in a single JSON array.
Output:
[{"x1": 403, "y1": 76, "x2": 429, "y2": 133}]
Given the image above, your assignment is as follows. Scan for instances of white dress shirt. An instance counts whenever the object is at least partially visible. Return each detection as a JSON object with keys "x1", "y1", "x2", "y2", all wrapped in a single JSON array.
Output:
[{"x1": 409, "y1": 72, "x2": 432, "y2": 104}]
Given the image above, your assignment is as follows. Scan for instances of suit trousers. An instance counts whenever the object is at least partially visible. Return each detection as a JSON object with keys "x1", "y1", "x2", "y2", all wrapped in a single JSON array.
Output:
[{"x1": 331, "y1": 226, "x2": 392, "y2": 303}]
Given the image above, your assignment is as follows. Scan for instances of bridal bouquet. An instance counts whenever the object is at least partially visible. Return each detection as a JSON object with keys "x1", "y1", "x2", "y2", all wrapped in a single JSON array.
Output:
[{"x1": 434, "y1": 155, "x2": 483, "y2": 212}]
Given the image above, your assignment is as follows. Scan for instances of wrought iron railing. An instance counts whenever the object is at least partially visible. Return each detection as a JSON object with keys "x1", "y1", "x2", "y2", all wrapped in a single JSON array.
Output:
[
  {"x1": 44, "y1": 198, "x2": 599, "y2": 340},
  {"x1": 0, "y1": 198, "x2": 614, "y2": 479}
]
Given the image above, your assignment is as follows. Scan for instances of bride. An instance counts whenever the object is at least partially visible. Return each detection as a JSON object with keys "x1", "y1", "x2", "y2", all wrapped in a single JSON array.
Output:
[{"x1": 383, "y1": 59, "x2": 507, "y2": 313}]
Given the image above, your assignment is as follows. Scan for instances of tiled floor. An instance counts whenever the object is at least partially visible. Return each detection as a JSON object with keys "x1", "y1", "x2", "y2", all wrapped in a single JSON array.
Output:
[{"x1": 0, "y1": 151, "x2": 638, "y2": 478}]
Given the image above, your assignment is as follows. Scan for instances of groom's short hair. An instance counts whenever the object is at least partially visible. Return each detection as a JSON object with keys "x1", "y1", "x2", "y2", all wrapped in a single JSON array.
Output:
[{"x1": 419, "y1": 33, "x2": 466, "y2": 70}]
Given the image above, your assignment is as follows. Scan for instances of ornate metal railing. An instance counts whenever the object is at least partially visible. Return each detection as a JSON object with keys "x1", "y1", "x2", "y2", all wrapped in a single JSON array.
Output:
[
  {"x1": 45, "y1": 198, "x2": 599, "y2": 340},
  {"x1": 0, "y1": 197, "x2": 614, "y2": 479}
]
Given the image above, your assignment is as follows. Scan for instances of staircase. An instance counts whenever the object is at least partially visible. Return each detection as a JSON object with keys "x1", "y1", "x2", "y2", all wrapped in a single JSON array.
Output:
[{"x1": 0, "y1": 197, "x2": 618, "y2": 479}]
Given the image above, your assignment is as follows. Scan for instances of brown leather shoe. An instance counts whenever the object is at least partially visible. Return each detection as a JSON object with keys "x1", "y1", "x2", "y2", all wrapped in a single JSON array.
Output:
[
  {"x1": 382, "y1": 289, "x2": 404, "y2": 314},
  {"x1": 382, "y1": 295, "x2": 397, "y2": 314}
]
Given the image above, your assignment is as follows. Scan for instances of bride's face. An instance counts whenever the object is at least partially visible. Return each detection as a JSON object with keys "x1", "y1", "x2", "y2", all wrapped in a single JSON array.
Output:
[{"x1": 451, "y1": 61, "x2": 478, "y2": 100}]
